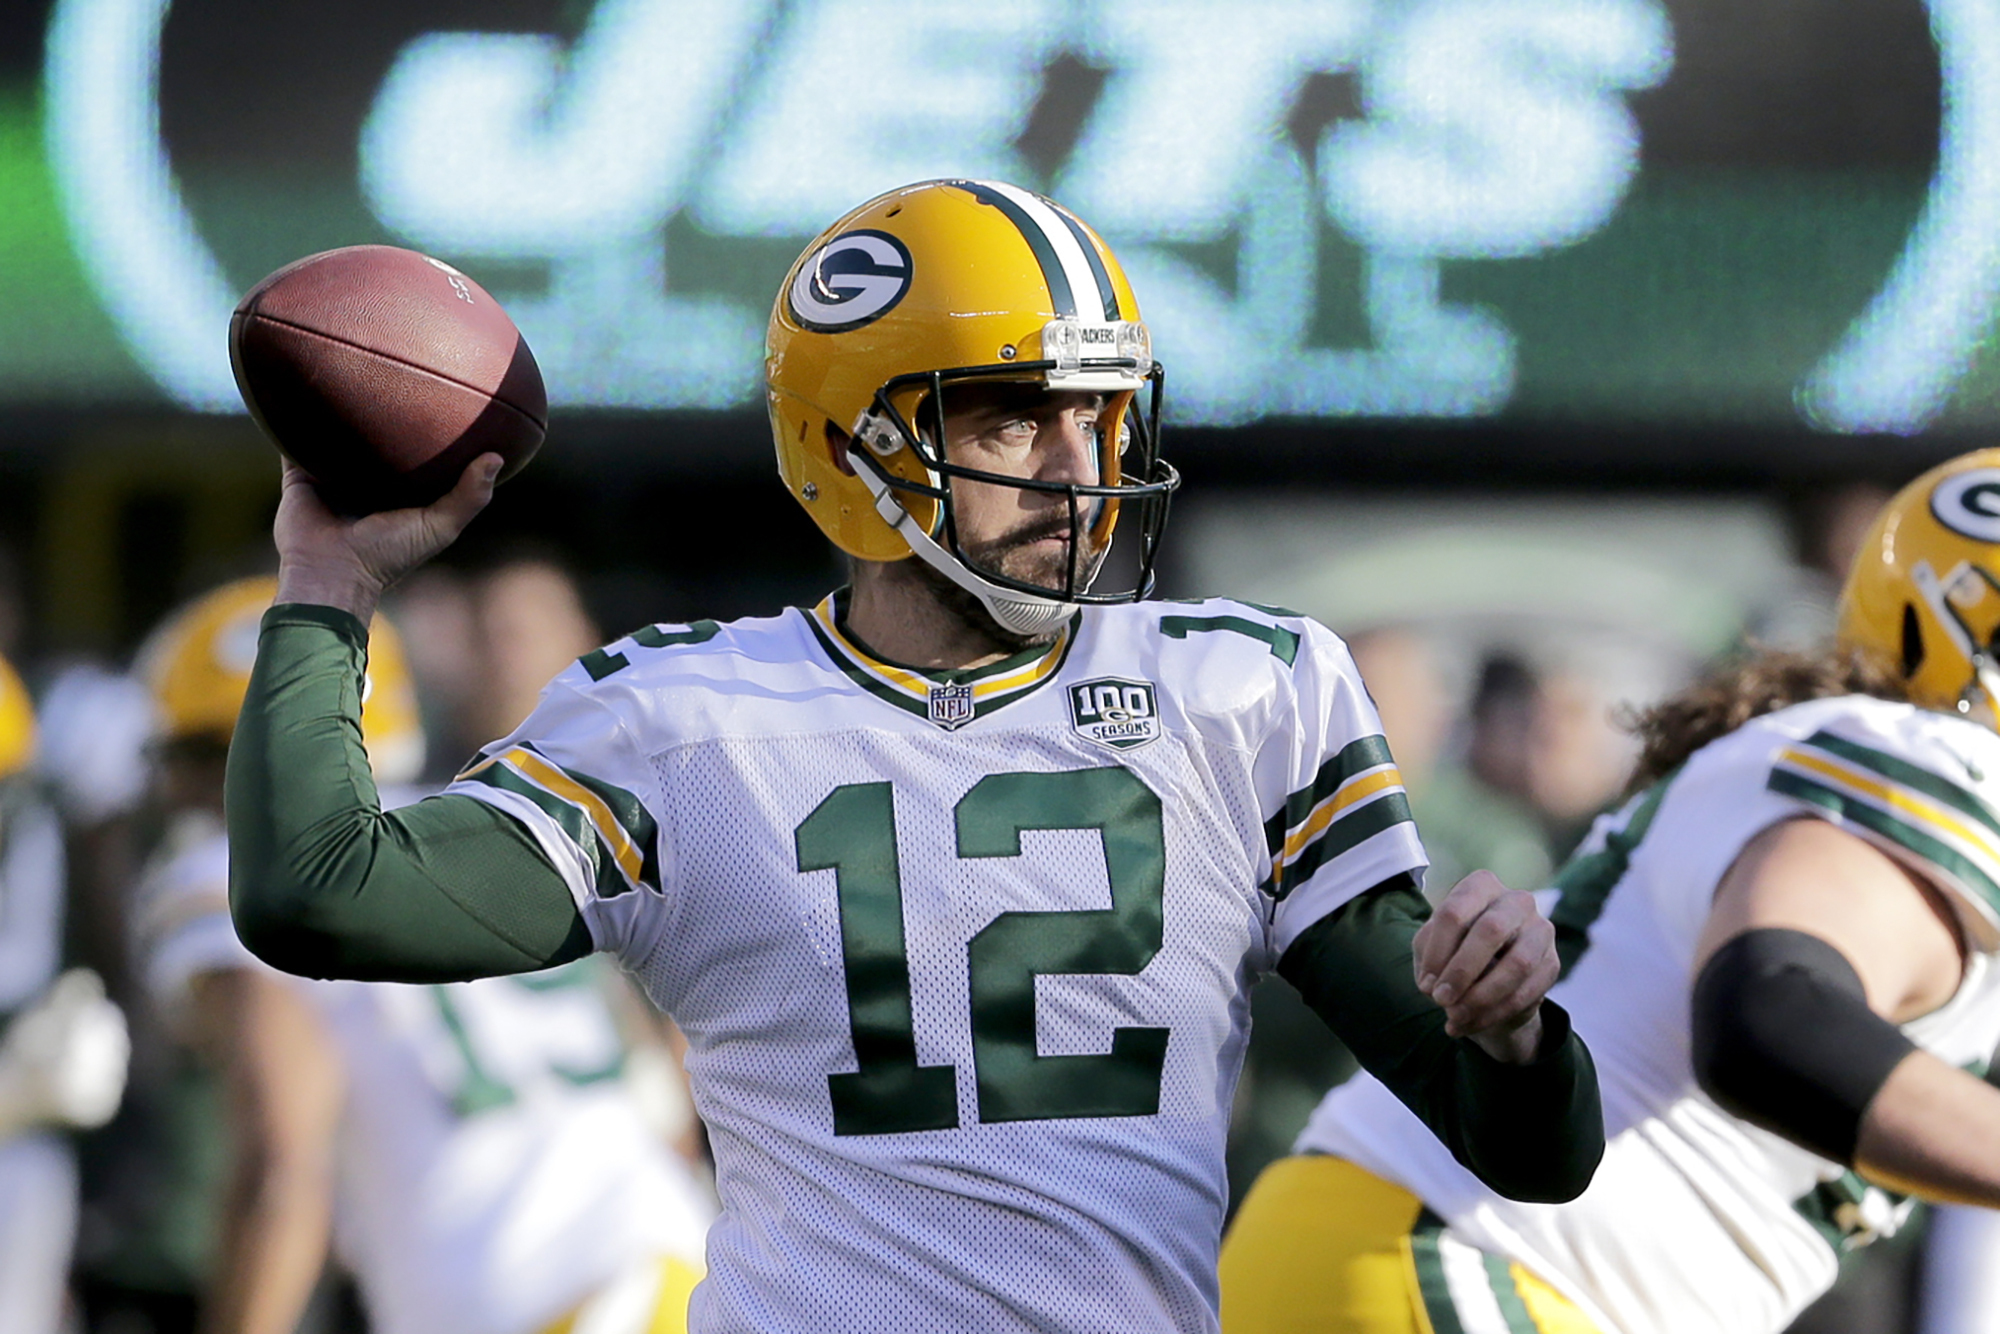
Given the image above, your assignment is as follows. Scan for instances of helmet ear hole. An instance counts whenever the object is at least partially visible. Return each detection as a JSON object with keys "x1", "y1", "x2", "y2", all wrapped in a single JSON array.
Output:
[
  {"x1": 823, "y1": 422, "x2": 856, "y2": 477},
  {"x1": 1902, "y1": 602, "x2": 1925, "y2": 677}
]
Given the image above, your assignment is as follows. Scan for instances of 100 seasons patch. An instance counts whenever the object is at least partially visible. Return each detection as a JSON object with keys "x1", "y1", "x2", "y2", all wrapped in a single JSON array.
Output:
[{"x1": 1068, "y1": 678, "x2": 1160, "y2": 751}]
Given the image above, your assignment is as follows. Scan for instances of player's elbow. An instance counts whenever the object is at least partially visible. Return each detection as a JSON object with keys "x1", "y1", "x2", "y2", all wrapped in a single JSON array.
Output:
[
  {"x1": 230, "y1": 884, "x2": 346, "y2": 979},
  {"x1": 1535, "y1": 1164, "x2": 1598, "y2": 1206},
  {"x1": 227, "y1": 828, "x2": 376, "y2": 981},
  {"x1": 1690, "y1": 928, "x2": 1915, "y2": 1166},
  {"x1": 1482, "y1": 1161, "x2": 1598, "y2": 1206},
  {"x1": 1464, "y1": 1112, "x2": 1604, "y2": 1205}
]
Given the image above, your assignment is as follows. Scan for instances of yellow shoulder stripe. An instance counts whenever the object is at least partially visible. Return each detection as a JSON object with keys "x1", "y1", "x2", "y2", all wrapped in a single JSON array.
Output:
[
  {"x1": 502, "y1": 746, "x2": 647, "y2": 888},
  {"x1": 1777, "y1": 746, "x2": 2000, "y2": 865},
  {"x1": 1277, "y1": 765, "x2": 1405, "y2": 868}
]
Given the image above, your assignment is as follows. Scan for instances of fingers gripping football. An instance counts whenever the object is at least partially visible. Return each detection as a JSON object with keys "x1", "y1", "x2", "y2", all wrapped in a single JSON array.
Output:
[
  {"x1": 273, "y1": 453, "x2": 501, "y2": 622},
  {"x1": 1413, "y1": 870, "x2": 1559, "y2": 1057}
]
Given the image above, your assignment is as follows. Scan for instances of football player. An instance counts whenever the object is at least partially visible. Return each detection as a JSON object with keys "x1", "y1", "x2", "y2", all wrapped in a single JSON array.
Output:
[
  {"x1": 136, "y1": 578, "x2": 711, "y2": 1334},
  {"x1": 0, "y1": 649, "x2": 129, "y2": 1334},
  {"x1": 1221, "y1": 449, "x2": 2000, "y2": 1334},
  {"x1": 225, "y1": 179, "x2": 1603, "y2": 1333}
]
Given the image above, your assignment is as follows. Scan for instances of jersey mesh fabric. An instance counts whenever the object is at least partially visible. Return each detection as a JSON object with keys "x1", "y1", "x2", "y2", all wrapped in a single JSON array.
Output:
[
  {"x1": 449, "y1": 598, "x2": 1427, "y2": 1334},
  {"x1": 653, "y1": 725, "x2": 1244, "y2": 1333},
  {"x1": 1299, "y1": 694, "x2": 2000, "y2": 1334}
]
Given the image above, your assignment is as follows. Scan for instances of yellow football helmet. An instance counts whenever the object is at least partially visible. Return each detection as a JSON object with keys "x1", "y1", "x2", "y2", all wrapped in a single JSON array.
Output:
[
  {"x1": 1839, "y1": 448, "x2": 2000, "y2": 720},
  {"x1": 766, "y1": 179, "x2": 1178, "y2": 637},
  {"x1": 0, "y1": 652, "x2": 35, "y2": 782},
  {"x1": 139, "y1": 576, "x2": 424, "y2": 784}
]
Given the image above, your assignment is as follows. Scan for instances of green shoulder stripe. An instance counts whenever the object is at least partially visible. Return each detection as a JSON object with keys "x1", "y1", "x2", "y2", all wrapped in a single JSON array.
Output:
[
  {"x1": 1263, "y1": 734, "x2": 1396, "y2": 855},
  {"x1": 1549, "y1": 776, "x2": 1674, "y2": 975},
  {"x1": 1159, "y1": 614, "x2": 1300, "y2": 666},
  {"x1": 1770, "y1": 768, "x2": 2000, "y2": 916},
  {"x1": 459, "y1": 762, "x2": 635, "y2": 902},
  {"x1": 1801, "y1": 729, "x2": 2000, "y2": 840},
  {"x1": 1261, "y1": 791, "x2": 1414, "y2": 900},
  {"x1": 521, "y1": 742, "x2": 662, "y2": 890}
]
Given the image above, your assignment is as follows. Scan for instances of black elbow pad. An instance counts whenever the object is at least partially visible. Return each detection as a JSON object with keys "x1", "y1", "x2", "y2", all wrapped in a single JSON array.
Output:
[{"x1": 1689, "y1": 928, "x2": 1917, "y2": 1165}]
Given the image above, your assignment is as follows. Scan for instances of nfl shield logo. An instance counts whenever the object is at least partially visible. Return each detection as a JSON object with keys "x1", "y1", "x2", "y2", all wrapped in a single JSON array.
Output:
[{"x1": 927, "y1": 681, "x2": 975, "y2": 731}]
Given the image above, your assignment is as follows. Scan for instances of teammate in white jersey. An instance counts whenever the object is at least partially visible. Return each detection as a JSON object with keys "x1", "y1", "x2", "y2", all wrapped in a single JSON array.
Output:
[
  {"x1": 1222, "y1": 449, "x2": 2000, "y2": 1334},
  {"x1": 0, "y1": 651, "x2": 129, "y2": 1334},
  {"x1": 224, "y1": 180, "x2": 1604, "y2": 1333},
  {"x1": 141, "y1": 579, "x2": 711, "y2": 1334}
]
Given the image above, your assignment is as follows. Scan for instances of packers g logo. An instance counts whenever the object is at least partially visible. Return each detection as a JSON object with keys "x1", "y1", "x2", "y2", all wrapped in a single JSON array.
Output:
[
  {"x1": 788, "y1": 230, "x2": 913, "y2": 333},
  {"x1": 1931, "y1": 470, "x2": 2000, "y2": 542}
]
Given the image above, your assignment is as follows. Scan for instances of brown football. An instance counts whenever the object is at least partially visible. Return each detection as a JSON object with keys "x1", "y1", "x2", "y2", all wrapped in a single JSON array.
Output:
[{"x1": 229, "y1": 245, "x2": 546, "y2": 514}]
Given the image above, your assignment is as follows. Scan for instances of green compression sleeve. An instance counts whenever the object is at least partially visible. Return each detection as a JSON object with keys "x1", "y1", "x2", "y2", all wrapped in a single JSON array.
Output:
[
  {"x1": 1279, "y1": 876, "x2": 1605, "y2": 1203},
  {"x1": 226, "y1": 604, "x2": 593, "y2": 982}
]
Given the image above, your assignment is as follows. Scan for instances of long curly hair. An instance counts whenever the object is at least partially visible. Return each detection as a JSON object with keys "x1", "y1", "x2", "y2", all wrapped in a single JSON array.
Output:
[{"x1": 1623, "y1": 645, "x2": 1912, "y2": 794}]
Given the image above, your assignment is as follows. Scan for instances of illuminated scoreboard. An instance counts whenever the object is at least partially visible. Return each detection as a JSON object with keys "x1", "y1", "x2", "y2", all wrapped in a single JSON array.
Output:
[{"x1": 9, "y1": 0, "x2": 1989, "y2": 441}]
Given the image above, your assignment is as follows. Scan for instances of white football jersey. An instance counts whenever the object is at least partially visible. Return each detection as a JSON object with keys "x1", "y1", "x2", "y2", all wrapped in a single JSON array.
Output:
[
  {"x1": 137, "y1": 814, "x2": 714, "y2": 1334},
  {"x1": 0, "y1": 786, "x2": 78, "y2": 1334},
  {"x1": 444, "y1": 594, "x2": 1426, "y2": 1334},
  {"x1": 0, "y1": 789, "x2": 65, "y2": 1017},
  {"x1": 1300, "y1": 694, "x2": 2000, "y2": 1334}
]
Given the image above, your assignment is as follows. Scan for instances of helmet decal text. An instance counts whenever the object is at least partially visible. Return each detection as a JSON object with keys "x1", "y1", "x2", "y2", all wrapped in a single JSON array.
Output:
[
  {"x1": 1932, "y1": 470, "x2": 2000, "y2": 543},
  {"x1": 788, "y1": 230, "x2": 913, "y2": 333}
]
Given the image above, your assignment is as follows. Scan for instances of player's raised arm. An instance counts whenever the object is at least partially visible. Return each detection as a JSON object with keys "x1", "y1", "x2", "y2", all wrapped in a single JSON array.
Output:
[{"x1": 227, "y1": 458, "x2": 591, "y2": 981}]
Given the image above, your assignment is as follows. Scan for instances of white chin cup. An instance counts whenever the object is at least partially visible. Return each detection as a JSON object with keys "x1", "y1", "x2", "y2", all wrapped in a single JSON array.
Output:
[
  {"x1": 854, "y1": 448, "x2": 1079, "y2": 637},
  {"x1": 980, "y1": 592, "x2": 1076, "y2": 639}
]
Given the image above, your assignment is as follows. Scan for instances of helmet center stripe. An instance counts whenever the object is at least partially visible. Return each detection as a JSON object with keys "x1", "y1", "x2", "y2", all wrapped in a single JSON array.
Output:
[
  {"x1": 1045, "y1": 205, "x2": 1121, "y2": 322},
  {"x1": 953, "y1": 180, "x2": 1082, "y2": 320},
  {"x1": 987, "y1": 182, "x2": 1114, "y2": 325}
]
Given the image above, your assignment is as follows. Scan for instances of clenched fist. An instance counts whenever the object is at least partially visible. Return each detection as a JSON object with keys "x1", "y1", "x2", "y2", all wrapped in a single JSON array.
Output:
[{"x1": 1414, "y1": 870, "x2": 1560, "y2": 1064}]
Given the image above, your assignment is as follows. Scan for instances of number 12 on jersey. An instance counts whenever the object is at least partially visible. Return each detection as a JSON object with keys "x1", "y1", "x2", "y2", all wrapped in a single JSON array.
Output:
[{"x1": 794, "y1": 767, "x2": 1170, "y2": 1136}]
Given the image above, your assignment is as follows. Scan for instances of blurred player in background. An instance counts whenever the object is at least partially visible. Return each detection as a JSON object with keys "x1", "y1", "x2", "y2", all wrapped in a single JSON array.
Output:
[
  {"x1": 0, "y1": 649, "x2": 129, "y2": 1333},
  {"x1": 223, "y1": 178, "x2": 1602, "y2": 1333},
  {"x1": 465, "y1": 556, "x2": 606, "y2": 746},
  {"x1": 134, "y1": 577, "x2": 712, "y2": 1334},
  {"x1": 388, "y1": 553, "x2": 606, "y2": 784},
  {"x1": 1222, "y1": 449, "x2": 2000, "y2": 1334}
]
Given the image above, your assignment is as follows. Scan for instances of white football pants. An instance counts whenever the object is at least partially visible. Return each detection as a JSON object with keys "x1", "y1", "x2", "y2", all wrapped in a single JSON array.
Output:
[{"x1": 0, "y1": 1131, "x2": 79, "y2": 1334}]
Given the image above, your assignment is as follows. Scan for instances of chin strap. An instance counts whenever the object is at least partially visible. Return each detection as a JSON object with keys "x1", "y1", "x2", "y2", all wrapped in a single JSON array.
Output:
[
  {"x1": 1961, "y1": 655, "x2": 2000, "y2": 722},
  {"x1": 849, "y1": 445, "x2": 1077, "y2": 639},
  {"x1": 1913, "y1": 562, "x2": 2000, "y2": 721}
]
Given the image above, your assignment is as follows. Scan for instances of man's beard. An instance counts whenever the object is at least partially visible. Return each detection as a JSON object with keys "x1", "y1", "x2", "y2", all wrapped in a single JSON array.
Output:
[{"x1": 914, "y1": 514, "x2": 1107, "y2": 651}]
